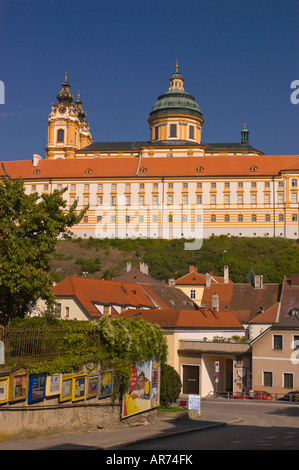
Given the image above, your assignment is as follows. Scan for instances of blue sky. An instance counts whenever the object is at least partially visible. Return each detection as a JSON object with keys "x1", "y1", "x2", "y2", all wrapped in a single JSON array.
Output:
[{"x1": 0, "y1": 0, "x2": 298, "y2": 161}]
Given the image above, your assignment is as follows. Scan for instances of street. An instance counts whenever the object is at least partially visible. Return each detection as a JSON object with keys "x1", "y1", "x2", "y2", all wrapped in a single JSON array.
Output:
[
  {"x1": 123, "y1": 400, "x2": 299, "y2": 451},
  {"x1": 0, "y1": 399, "x2": 298, "y2": 451}
]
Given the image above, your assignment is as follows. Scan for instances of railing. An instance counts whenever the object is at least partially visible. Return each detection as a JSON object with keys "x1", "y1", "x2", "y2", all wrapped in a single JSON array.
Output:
[
  {"x1": 0, "y1": 325, "x2": 100, "y2": 367},
  {"x1": 204, "y1": 390, "x2": 299, "y2": 402}
]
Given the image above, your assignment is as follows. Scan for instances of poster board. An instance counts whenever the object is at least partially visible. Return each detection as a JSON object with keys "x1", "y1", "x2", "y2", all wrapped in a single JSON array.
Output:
[
  {"x1": 46, "y1": 373, "x2": 62, "y2": 397},
  {"x1": 60, "y1": 375, "x2": 73, "y2": 402},
  {"x1": 99, "y1": 369, "x2": 114, "y2": 399},
  {"x1": 0, "y1": 375, "x2": 10, "y2": 404},
  {"x1": 28, "y1": 373, "x2": 46, "y2": 404},
  {"x1": 72, "y1": 374, "x2": 87, "y2": 402},
  {"x1": 122, "y1": 357, "x2": 160, "y2": 418},
  {"x1": 9, "y1": 367, "x2": 28, "y2": 403},
  {"x1": 86, "y1": 374, "x2": 99, "y2": 399}
]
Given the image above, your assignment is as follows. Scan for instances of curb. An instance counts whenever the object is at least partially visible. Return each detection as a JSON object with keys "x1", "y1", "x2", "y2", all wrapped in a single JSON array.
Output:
[{"x1": 101, "y1": 418, "x2": 242, "y2": 450}]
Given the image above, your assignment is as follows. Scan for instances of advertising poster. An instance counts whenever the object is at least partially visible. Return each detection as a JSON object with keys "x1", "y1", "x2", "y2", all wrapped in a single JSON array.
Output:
[
  {"x1": 0, "y1": 376, "x2": 9, "y2": 404},
  {"x1": 122, "y1": 358, "x2": 160, "y2": 418},
  {"x1": 72, "y1": 374, "x2": 87, "y2": 401},
  {"x1": 99, "y1": 369, "x2": 113, "y2": 398},
  {"x1": 87, "y1": 374, "x2": 99, "y2": 399},
  {"x1": 28, "y1": 373, "x2": 46, "y2": 404},
  {"x1": 46, "y1": 373, "x2": 62, "y2": 396}
]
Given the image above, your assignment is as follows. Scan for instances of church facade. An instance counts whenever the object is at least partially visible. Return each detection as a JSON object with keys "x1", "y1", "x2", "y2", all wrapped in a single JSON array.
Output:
[{"x1": 1, "y1": 67, "x2": 298, "y2": 240}]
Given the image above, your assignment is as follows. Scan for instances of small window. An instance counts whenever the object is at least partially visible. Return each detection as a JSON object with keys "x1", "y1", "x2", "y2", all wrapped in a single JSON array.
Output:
[
  {"x1": 263, "y1": 371, "x2": 273, "y2": 387},
  {"x1": 97, "y1": 216, "x2": 102, "y2": 223},
  {"x1": 238, "y1": 182, "x2": 243, "y2": 188},
  {"x1": 291, "y1": 179, "x2": 297, "y2": 187},
  {"x1": 126, "y1": 183, "x2": 131, "y2": 190},
  {"x1": 154, "y1": 126, "x2": 159, "y2": 140},
  {"x1": 190, "y1": 289, "x2": 196, "y2": 299},
  {"x1": 84, "y1": 196, "x2": 89, "y2": 206},
  {"x1": 182, "y1": 215, "x2": 187, "y2": 222},
  {"x1": 140, "y1": 183, "x2": 144, "y2": 189},
  {"x1": 293, "y1": 335, "x2": 299, "y2": 350},
  {"x1": 168, "y1": 215, "x2": 173, "y2": 223},
  {"x1": 153, "y1": 183, "x2": 158, "y2": 189},
  {"x1": 211, "y1": 195, "x2": 216, "y2": 205},
  {"x1": 251, "y1": 194, "x2": 257, "y2": 204},
  {"x1": 44, "y1": 184, "x2": 48, "y2": 191},
  {"x1": 265, "y1": 214, "x2": 271, "y2": 222},
  {"x1": 98, "y1": 183, "x2": 103, "y2": 190},
  {"x1": 292, "y1": 214, "x2": 298, "y2": 222},
  {"x1": 183, "y1": 195, "x2": 188, "y2": 205},
  {"x1": 265, "y1": 182, "x2": 270, "y2": 187},
  {"x1": 211, "y1": 214, "x2": 216, "y2": 222},
  {"x1": 273, "y1": 334, "x2": 283, "y2": 350},
  {"x1": 224, "y1": 195, "x2": 230, "y2": 204},
  {"x1": 225, "y1": 214, "x2": 230, "y2": 222},
  {"x1": 84, "y1": 184, "x2": 89, "y2": 191},
  {"x1": 168, "y1": 183, "x2": 173, "y2": 189},
  {"x1": 170, "y1": 124, "x2": 177, "y2": 137},
  {"x1": 265, "y1": 194, "x2": 270, "y2": 204},
  {"x1": 111, "y1": 196, "x2": 116, "y2": 206},
  {"x1": 126, "y1": 196, "x2": 130, "y2": 206},
  {"x1": 189, "y1": 126, "x2": 194, "y2": 139},
  {"x1": 279, "y1": 214, "x2": 284, "y2": 222},
  {"x1": 197, "y1": 195, "x2": 202, "y2": 205},
  {"x1": 153, "y1": 195, "x2": 158, "y2": 205},
  {"x1": 252, "y1": 214, "x2": 257, "y2": 222},
  {"x1": 83, "y1": 216, "x2": 88, "y2": 223},
  {"x1": 125, "y1": 215, "x2": 130, "y2": 223},
  {"x1": 139, "y1": 196, "x2": 145, "y2": 205},
  {"x1": 238, "y1": 214, "x2": 243, "y2": 222},
  {"x1": 225, "y1": 182, "x2": 230, "y2": 188},
  {"x1": 211, "y1": 182, "x2": 216, "y2": 188},
  {"x1": 57, "y1": 129, "x2": 64, "y2": 142},
  {"x1": 139, "y1": 215, "x2": 144, "y2": 223},
  {"x1": 251, "y1": 182, "x2": 257, "y2": 188},
  {"x1": 168, "y1": 195, "x2": 173, "y2": 205},
  {"x1": 64, "y1": 306, "x2": 70, "y2": 318},
  {"x1": 278, "y1": 194, "x2": 283, "y2": 203},
  {"x1": 183, "y1": 182, "x2": 188, "y2": 189},
  {"x1": 283, "y1": 373, "x2": 294, "y2": 389},
  {"x1": 153, "y1": 215, "x2": 158, "y2": 223},
  {"x1": 98, "y1": 196, "x2": 103, "y2": 205},
  {"x1": 238, "y1": 195, "x2": 243, "y2": 204}
]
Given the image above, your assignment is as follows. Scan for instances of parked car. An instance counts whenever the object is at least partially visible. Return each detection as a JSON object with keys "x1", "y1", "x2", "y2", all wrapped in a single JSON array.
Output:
[
  {"x1": 278, "y1": 391, "x2": 299, "y2": 402},
  {"x1": 232, "y1": 390, "x2": 273, "y2": 400}
]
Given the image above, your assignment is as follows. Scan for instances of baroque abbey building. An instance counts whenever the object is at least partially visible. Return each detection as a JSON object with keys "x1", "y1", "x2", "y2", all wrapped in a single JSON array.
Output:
[{"x1": 1, "y1": 67, "x2": 298, "y2": 240}]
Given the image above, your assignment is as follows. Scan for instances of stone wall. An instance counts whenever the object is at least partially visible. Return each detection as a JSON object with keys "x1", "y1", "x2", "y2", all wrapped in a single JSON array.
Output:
[{"x1": 0, "y1": 397, "x2": 157, "y2": 441}]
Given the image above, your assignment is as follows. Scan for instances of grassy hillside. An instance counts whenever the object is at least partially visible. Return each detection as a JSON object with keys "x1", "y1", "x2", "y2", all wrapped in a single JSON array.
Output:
[{"x1": 49, "y1": 235, "x2": 299, "y2": 285}]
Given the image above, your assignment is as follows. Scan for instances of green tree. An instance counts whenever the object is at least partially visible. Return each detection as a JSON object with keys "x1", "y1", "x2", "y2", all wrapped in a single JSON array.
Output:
[{"x1": 0, "y1": 178, "x2": 86, "y2": 324}]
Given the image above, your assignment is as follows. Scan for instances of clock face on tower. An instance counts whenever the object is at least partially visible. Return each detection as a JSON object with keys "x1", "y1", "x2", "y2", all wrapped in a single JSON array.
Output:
[{"x1": 58, "y1": 105, "x2": 66, "y2": 114}]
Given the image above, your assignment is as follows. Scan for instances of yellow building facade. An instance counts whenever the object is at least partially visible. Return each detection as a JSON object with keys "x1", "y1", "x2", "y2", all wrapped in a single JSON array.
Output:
[{"x1": 1, "y1": 67, "x2": 298, "y2": 240}]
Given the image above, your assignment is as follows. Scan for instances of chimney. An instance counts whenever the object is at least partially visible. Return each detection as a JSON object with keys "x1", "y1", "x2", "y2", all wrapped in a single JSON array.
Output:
[
  {"x1": 189, "y1": 265, "x2": 198, "y2": 273},
  {"x1": 254, "y1": 275, "x2": 263, "y2": 289},
  {"x1": 212, "y1": 293, "x2": 219, "y2": 311},
  {"x1": 140, "y1": 262, "x2": 148, "y2": 275},
  {"x1": 127, "y1": 262, "x2": 132, "y2": 272},
  {"x1": 224, "y1": 265, "x2": 229, "y2": 284},
  {"x1": 168, "y1": 278, "x2": 176, "y2": 286},
  {"x1": 206, "y1": 273, "x2": 211, "y2": 288},
  {"x1": 33, "y1": 154, "x2": 42, "y2": 167}
]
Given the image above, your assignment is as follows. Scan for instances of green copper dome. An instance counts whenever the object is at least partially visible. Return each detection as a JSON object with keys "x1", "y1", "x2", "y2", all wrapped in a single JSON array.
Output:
[{"x1": 149, "y1": 68, "x2": 203, "y2": 119}]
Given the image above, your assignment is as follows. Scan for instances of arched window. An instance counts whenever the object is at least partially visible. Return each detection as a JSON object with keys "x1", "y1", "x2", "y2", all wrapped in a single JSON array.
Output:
[{"x1": 57, "y1": 129, "x2": 64, "y2": 142}]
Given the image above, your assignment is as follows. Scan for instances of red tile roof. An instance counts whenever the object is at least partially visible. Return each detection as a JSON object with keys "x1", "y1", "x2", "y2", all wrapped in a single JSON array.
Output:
[
  {"x1": 118, "y1": 307, "x2": 243, "y2": 329},
  {"x1": 1, "y1": 154, "x2": 298, "y2": 180},
  {"x1": 249, "y1": 302, "x2": 279, "y2": 324},
  {"x1": 53, "y1": 276, "x2": 157, "y2": 317},
  {"x1": 175, "y1": 271, "x2": 233, "y2": 285}
]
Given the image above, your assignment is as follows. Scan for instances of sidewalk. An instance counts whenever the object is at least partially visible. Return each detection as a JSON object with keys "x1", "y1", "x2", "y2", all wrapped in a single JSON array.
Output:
[{"x1": 0, "y1": 408, "x2": 241, "y2": 450}]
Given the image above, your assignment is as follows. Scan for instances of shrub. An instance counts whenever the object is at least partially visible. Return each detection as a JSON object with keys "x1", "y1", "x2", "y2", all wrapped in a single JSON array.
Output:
[{"x1": 160, "y1": 363, "x2": 182, "y2": 407}]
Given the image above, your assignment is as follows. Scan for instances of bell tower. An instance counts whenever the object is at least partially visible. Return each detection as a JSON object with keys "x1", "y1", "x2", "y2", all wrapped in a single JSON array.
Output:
[{"x1": 45, "y1": 73, "x2": 92, "y2": 159}]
